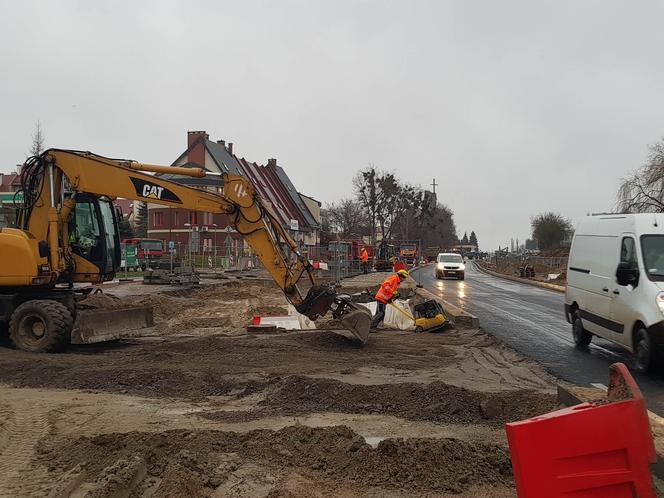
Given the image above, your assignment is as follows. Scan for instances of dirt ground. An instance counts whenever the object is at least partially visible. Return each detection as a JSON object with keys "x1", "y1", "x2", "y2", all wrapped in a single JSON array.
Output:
[{"x1": 0, "y1": 279, "x2": 560, "y2": 497}]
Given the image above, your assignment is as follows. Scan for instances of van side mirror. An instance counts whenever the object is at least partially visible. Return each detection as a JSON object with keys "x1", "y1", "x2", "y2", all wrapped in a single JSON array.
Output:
[{"x1": 616, "y1": 261, "x2": 639, "y2": 287}]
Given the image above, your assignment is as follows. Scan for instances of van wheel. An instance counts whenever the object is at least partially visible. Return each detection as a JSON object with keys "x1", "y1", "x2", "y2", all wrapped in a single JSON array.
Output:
[
  {"x1": 572, "y1": 312, "x2": 592, "y2": 348},
  {"x1": 634, "y1": 328, "x2": 655, "y2": 373}
]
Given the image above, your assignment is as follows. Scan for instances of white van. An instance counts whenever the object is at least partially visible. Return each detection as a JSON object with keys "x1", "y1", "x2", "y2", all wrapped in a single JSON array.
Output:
[
  {"x1": 565, "y1": 213, "x2": 664, "y2": 372},
  {"x1": 435, "y1": 253, "x2": 465, "y2": 280}
]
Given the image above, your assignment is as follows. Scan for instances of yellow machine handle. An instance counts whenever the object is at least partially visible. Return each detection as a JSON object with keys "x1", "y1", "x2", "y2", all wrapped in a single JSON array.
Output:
[{"x1": 387, "y1": 301, "x2": 415, "y2": 322}]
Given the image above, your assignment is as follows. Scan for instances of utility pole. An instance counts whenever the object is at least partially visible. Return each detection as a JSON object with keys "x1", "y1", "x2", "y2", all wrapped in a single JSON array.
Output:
[{"x1": 430, "y1": 178, "x2": 438, "y2": 195}]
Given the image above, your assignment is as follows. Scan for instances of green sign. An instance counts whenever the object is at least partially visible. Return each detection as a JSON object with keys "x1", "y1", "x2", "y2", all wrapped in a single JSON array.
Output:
[
  {"x1": 0, "y1": 192, "x2": 23, "y2": 205},
  {"x1": 122, "y1": 245, "x2": 137, "y2": 268}
]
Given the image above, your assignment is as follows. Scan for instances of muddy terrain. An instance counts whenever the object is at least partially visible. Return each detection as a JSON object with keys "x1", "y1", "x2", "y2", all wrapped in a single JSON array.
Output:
[{"x1": 0, "y1": 278, "x2": 560, "y2": 497}]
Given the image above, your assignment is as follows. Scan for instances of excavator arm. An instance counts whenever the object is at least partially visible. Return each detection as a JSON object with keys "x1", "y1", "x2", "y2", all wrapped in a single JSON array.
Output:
[{"x1": 14, "y1": 149, "x2": 370, "y2": 340}]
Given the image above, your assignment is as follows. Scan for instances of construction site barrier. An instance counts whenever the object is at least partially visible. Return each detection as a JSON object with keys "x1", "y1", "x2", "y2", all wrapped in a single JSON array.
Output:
[{"x1": 506, "y1": 363, "x2": 656, "y2": 498}]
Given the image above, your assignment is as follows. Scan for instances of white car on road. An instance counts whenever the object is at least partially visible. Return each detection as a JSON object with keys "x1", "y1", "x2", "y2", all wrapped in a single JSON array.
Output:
[{"x1": 435, "y1": 253, "x2": 465, "y2": 280}]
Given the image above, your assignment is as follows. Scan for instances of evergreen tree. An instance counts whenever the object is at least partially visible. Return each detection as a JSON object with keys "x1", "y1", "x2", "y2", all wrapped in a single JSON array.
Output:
[
  {"x1": 30, "y1": 121, "x2": 46, "y2": 157},
  {"x1": 134, "y1": 202, "x2": 148, "y2": 237},
  {"x1": 531, "y1": 212, "x2": 572, "y2": 250},
  {"x1": 469, "y1": 231, "x2": 478, "y2": 249},
  {"x1": 461, "y1": 232, "x2": 469, "y2": 245}
]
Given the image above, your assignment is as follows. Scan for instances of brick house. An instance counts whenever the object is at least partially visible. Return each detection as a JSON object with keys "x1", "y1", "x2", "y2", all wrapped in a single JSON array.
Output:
[
  {"x1": 0, "y1": 171, "x2": 21, "y2": 227},
  {"x1": 147, "y1": 131, "x2": 320, "y2": 257}
]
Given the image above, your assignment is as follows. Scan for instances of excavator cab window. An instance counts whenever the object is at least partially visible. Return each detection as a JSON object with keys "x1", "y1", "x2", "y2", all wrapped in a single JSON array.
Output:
[{"x1": 69, "y1": 195, "x2": 120, "y2": 276}]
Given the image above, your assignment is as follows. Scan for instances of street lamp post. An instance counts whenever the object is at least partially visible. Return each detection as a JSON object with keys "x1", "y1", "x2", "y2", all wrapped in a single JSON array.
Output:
[
  {"x1": 184, "y1": 223, "x2": 192, "y2": 267},
  {"x1": 212, "y1": 223, "x2": 218, "y2": 269}
]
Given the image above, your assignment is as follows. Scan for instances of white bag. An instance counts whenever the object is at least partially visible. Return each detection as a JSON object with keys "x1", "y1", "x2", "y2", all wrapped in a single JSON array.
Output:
[{"x1": 384, "y1": 299, "x2": 415, "y2": 330}]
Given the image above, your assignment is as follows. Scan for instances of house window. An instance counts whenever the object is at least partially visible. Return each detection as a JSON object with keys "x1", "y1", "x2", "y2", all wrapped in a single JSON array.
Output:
[
  {"x1": 202, "y1": 212, "x2": 213, "y2": 226},
  {"x1": 189, "y1": 211, "x2": 198, "y2": 225},
  {"x1": 153, "y1": 211, "x2": 164, "y2": 227},
  {"x1": 173, "y1": 211, "x2": 179, "y2": 227}
]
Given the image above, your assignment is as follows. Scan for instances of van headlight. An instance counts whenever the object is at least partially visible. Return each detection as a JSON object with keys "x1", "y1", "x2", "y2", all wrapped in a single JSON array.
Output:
[
  {"x1": 437, "y1": 263, "x2": 444, "y2": 270},
  {"x1": 460, "y1": 264, "x2": 466, "y2": 271},
  {"x1": 657, "y1": 293, "x2": 664, "y2": 315}
]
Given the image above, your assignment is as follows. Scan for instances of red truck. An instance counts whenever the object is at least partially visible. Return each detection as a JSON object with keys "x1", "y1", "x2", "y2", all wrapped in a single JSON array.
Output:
[{"x1": 121, "y1": 238, "x2": 164, "y2": 269}]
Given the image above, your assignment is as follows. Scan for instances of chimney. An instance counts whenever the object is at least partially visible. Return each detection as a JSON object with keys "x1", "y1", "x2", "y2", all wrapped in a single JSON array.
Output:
[
  {"x1": 217, "y1": 139, "x2": 225, "y2": 146},
  {"x1": 267, "y1": 158, "x2": 277, "y2": 169},
  {"x1": 187, "y1": 130, "x2": 208, "y2": 166},
  {"x1": 187, "y1": 130, "x2": 209, "y2": 148},
  {"x1": 227, "y1": 142, "x2": 233, "y2": 155}
]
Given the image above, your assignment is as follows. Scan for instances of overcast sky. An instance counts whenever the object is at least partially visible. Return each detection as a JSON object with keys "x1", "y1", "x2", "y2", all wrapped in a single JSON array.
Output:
[{"x1": 1, "y1": 0, "x2": 663, "y2": 249}]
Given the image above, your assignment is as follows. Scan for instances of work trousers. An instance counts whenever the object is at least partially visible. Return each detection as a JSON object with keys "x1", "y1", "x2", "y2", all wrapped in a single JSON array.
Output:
[{"x1": 371, "y1": 301, "x2": 386, "y2": 329}]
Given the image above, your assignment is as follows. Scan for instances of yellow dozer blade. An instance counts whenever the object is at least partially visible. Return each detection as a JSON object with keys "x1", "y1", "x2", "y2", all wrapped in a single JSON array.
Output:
[{"x1": 71, "y1": 306, "x2": 154, "y2": 344}]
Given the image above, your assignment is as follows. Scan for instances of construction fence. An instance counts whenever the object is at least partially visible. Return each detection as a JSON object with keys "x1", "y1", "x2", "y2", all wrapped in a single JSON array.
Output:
[
  {"x1": 492, "y1": 253, "x2": 569, "y2": 276},
  {"x1": 134, "y1": 244, "x2": 371, "y2": 279}
]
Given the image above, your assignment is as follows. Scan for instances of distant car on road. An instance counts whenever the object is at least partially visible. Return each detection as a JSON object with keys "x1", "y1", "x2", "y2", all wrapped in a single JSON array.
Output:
[
  {"x1": 435, "y1": 253, "x2": 465, "y2": 280},
  {"x1": 565, "y1": 213, "x2": 664, "y2": 373}
]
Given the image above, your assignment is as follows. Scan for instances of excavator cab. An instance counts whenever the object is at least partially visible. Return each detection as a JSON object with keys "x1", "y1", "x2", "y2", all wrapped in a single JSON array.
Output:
[{"x1": 68, "y1": 194, "x2": 121, "y2": 279}]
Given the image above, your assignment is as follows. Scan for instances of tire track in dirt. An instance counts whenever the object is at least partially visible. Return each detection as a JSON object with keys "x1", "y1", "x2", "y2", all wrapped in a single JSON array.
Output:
[
  {"x1": 0, "y1": 401, "x2": 52, "y2": 497},
  {"x1": 466, "y1": 347, "x2": 552, "y2": 391}
]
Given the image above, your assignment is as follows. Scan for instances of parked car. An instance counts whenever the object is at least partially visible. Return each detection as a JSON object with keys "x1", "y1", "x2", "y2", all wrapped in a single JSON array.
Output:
[
  {"x1": 564, "y1": 213, "x2": 664, "y2": 372},
  {"x1": 435, "y1": 253, "x2": 465, "y2": 280}
]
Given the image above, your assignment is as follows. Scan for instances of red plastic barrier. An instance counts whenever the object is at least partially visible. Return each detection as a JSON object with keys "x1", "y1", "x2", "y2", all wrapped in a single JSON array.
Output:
[{"x1": 506, "y1": 363, "x2": 656, "y2": 498}]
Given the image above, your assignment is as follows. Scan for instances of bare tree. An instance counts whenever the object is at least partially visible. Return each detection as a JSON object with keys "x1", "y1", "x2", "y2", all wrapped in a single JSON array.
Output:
[
  {"x1": 325, "y1": 198, "x2": 368, "y2": 237},
  {"x1": 30, "y1": 121, "x2": 46, "y2": 157},
  {"x1": 617, "y1": 138, "x2": 664, "y2": 212},
  {"x1": 353, "y1": 165, "x2": 379, "y2": 243}
]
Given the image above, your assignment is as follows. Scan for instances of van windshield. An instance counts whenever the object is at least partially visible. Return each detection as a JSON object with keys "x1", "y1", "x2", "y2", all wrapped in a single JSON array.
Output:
[
  {"x1": 641, "y1": 235, "x2": 664, "y2": 281},
  {"x1": 438, "y1": 254, "x2": 462, "y2": 263}
]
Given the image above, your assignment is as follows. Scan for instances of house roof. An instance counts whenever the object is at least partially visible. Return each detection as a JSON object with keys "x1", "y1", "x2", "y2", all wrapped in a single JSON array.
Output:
[
  {"x1": 274, "y1": 165, "x2": 319, "y2": 228},
  {"x1": 237, "y1": 158, "x2": 295, "y2": 228},
  {"x1": 170, "y1": 138, "x2": 244, "y2": 177},
  {"x1": 0, "y1": 173, "x2": 18, "y2": 192},
  {"x1": 204, "y1": 141, "x2": 244, "y2": 175},
  {"x1": 168, "y1": 133, "x2": 317, "y2": 232}
]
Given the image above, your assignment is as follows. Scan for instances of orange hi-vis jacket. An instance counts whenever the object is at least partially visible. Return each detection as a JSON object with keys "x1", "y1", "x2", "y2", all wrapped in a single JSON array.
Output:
[
  {"x1": 375, "y1": 274, "x2": 401, "y2": 304},
  {"x1": 360, "y1": 249, "x2": 369, "y2": 262}
]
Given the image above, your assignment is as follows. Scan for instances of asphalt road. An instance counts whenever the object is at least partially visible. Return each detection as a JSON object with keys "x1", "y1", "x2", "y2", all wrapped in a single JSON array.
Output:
[{"x1": 411, "y1": 262, "x2": 664, "y2": 415}]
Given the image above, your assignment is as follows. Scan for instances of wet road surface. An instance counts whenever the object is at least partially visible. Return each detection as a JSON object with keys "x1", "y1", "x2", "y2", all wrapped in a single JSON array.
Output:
[{"x1": 411, "y1": 262, "x2": 664, "y2": 415}]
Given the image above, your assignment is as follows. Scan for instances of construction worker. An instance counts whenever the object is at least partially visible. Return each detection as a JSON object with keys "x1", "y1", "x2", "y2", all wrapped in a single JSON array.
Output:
[
  {"x1": 360, "y1": 247, "x2": 369, "y2": 274},
  {"x1": 371, "y1": 269, "x2": 409, "y2": 330}
]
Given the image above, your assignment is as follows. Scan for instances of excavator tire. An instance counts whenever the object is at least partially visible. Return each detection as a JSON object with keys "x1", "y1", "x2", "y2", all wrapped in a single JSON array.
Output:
[{"x1": 9, "y1": 300, "x2": 73, "y2": 353}]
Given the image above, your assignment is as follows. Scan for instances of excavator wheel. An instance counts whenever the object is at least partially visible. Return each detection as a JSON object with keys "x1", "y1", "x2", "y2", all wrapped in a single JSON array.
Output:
[{"x1": 9, "y1": 300, "x2": 73, "y2": 353}]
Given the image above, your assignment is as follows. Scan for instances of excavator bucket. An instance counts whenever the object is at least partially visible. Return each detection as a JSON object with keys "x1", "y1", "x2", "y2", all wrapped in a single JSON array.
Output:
[
  {"x1": 296, "y1": 286, "x2": 372, "y2": 344},
  {"x1": 338, "y1": 303, "x2": 372, "y2": 344},
  {"x1": 70, "y1": 306, "x2": 154, "y2": 344}
]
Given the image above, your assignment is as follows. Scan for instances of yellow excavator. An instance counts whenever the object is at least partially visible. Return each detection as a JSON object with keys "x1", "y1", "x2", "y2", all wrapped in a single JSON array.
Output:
[{"x1": 0, "y1": 149, "x2": 371, "y2": 352}]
